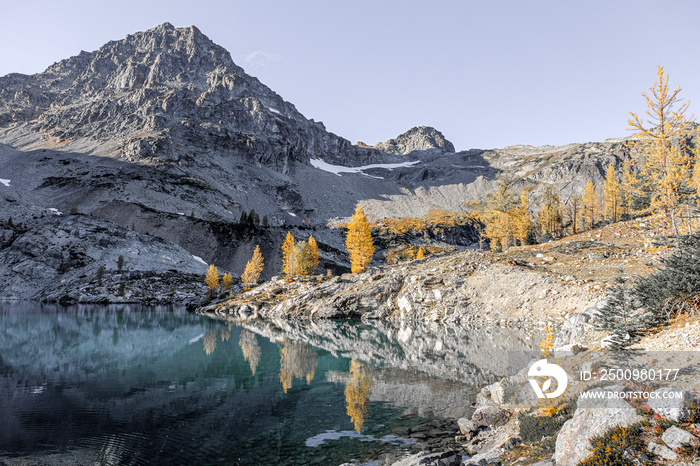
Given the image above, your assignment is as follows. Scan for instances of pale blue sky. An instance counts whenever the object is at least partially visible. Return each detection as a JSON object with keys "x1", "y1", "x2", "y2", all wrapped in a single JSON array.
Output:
[{"x1": 2, "y1": 1, "x2": 698, "y2": 150}]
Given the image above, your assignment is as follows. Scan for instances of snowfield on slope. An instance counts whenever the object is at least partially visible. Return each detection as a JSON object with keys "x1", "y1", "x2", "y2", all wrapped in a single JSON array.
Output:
[{"x1": 310, "y1": 158, "x2": 421, "y2": 177}]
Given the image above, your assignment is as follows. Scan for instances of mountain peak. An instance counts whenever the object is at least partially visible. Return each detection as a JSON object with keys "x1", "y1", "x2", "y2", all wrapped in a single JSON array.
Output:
[{"x1": 369, "y1": 126, "x2": 456, "y2": 155}]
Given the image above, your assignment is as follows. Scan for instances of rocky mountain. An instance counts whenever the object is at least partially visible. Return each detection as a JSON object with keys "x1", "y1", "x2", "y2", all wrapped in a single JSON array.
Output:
[
  {"x1": 361, "y1": 126, "x2": 456, "y2": 156},
  {"x1": 0, "y1": 22, "x2": 647, "y2": 300}
]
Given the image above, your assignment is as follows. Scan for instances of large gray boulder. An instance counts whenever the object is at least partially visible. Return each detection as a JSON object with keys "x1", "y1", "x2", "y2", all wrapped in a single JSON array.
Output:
[
  {"x1": 471, "y1": 405, "x2": 510, "y2": 427},
  {"x1": 661, "y1": 425, "x2": 698, "y2": 450},
  {"x1": 555, "y1": 387, "x2": 643, "y2": 466}
]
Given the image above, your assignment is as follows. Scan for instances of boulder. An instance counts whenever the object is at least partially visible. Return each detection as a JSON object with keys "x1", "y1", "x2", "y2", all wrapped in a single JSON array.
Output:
[
  {"x1": 389, "y1": 450, "x2": 460, "y2": 466},
  {"x1": 553, "y1": 312, "x2": 592, "y2": 347},
  {"x1": 647, "y1": 387, "x2": 696, "y2": 422},
  {"x1": 461, "y1": 449, "x2": 501, "y2": 466},
  {"x1": 555, "y1": 387, "x2": 643, "y2": 466},
  {"x1": 647, "y1": 441, "x2": 678, "y2": 461},
  {"x1": 661, "y1": 426, "x2": 698, "y2": 450},
  {"x1": 458, "y1": 418, "x2": 479, "y2": 435},
  {"x1": 471, "y1": 405, "x2": 510, "y2": 427}
]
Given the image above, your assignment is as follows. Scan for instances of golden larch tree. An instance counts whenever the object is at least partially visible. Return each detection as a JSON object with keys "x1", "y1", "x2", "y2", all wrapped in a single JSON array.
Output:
[
  {"x1": 416, "y1": 246, "x2": 425, "y2": 259},
  {"x1": 628, "y1": 66, "x2": 694, "y2": 234},
  {"x1": 205, "y1": 264, "x2": 219, "y2": 293},
  {"x1": 514, "y1": 189, "x2": 532, "y2": 244},
  {"x1": 565, "y1": 195, "x2": 582, "y2": 234},
  {"x1": 620, "y1": 158, "x2": 637, "y2": 219},
  {"x1": 221, "y1": 272, "x2": 233, "y2": 292},
  {"x1": 345, "y1": 359, "x2": 372, "y2": 433},
  {"x1": 293, "y1": 241, "x2": 312, "y2": 276},
  {"x1": 282, "y1": 231, "x2": 296, "y2": 280},
  {"x1": 536, "y1": 186, "x2": 562, "y2": 237},
  {"x1": 479, "y1": 175, "x2": 518, "y2": 251},
  {"x1": 241, "y1": 245, "x2": 264, "y2": 287},
  {"x1": 603, "y1": 164, "x2": 622, "y2": 222},
  {"x1": 308, "y1": 235, "x2": 320, "y2": 275},
  {"x1": 582, "y1": 179, "x2": 599, "y2": 230},
  {"x1": 346, "y1": 204, "x2": 375, "y2": 273}
]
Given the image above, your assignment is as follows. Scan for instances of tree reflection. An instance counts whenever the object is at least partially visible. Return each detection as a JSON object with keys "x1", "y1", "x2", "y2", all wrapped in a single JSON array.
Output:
[
  {"x1": 203, "y1": 329, "x2": 217, "y2": 355},
  {"x1": 278, "y1": 341, "x2": 317, "y2": 393},
  {"x1": 238, "y1": 330, "x2": 261, "y2": 375},
  {"x1": 345, "y1": 359, "x2": 372, "y2": 433},
  {"x1": 220, "y1": 323, "x2": 232, "y2": 342}
]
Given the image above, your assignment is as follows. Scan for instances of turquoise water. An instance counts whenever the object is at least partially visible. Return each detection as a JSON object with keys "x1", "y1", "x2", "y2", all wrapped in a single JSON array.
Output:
[{"x1": 0, "y1": 303, "x2": 540, "y2": 465}]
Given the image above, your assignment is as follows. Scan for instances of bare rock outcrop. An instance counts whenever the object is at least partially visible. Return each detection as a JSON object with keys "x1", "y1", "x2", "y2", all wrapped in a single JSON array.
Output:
[{"x1": 371, "y1": 126, "x2": 456, "y2": 156}]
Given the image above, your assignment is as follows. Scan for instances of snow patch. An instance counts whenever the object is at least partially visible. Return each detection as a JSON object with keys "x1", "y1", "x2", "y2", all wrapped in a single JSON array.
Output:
[
  {"x1": 305, "y1": 430, "x2": 413, "y2": 448},
  {"x1": 309, "y1": 159, "x2": 420, "y2": 177},
  {"x1": 192, "y1": 255, "x2": 207, "y2": 266},
  {"x1": 268, "y1": 108, "x2": 280, "y2": 114},
  {"x1": 287, "y1": 212, "x2": 297, "y2": 217},
  {"x1": 0, "y1": 179, "x2": 10, "y2": 187},
  {"x1": 48, "y1": 208, "x2": 62, "y2": 215}
]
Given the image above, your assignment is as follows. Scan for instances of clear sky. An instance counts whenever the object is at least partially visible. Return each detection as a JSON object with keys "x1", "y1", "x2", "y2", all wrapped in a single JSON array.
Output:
[{"x1": 2, "y1": 1, "x2": 699, "y2": 151}]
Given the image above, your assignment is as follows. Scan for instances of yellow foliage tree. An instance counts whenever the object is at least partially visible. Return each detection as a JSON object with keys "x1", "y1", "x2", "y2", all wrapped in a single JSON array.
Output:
[
  {"x1": 628, "y1": 66, "x2": 694, "y2": 234},
  {"x1": 514, "y1": 190, "x2": 532, "y2": 244},
  {"x1": 308, "y1": 235, "x2": 320, "y2": 275},
  {"x1": 346, "y1": 204, "x2": 375, "y2": 273},
  {"x1": 603, "y1": 164, "x2": 622, "y2": 222},
  {"x1": 282, "y1": 231, "x2": 296, "y2": 280},
  {"x1": 241, "y1": 245, "x2": 264, "y2": 287},
  {"x1": 416, "y1": 246, "x2": 425, "y2": 259},
  {"x1": 205, "y1": 264, "x2": 219, "y2": 293},
  {"x1": 345, "y1": 359, "x2": 372, "y2": 433},
  {"x1": 565, "y1": 195, "x2": 582, "y2": 234},
  {"x1": 582, "y1": 179, "x2": 599, "y2": 230},
  {"x1": 221, "y1": 272, "x2": 233, "y2": 292},
  {"x1": 536, "y1": 186, "x2": 562, "y2": 237},
  {"x1": 620, "y1": 158, "x2": 637, "y2": 219},
  {"x1": 479, "y1": 175, "x2": 519, "y2": 251},
  {"x1": 293, "y1": 241, "x2": 312, "y2": 276}
]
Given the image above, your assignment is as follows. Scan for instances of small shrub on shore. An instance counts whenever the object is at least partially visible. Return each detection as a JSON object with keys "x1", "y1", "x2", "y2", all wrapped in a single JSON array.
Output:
[{"x1": 578, "y1": 422, "x2": 646, "y2": 466}]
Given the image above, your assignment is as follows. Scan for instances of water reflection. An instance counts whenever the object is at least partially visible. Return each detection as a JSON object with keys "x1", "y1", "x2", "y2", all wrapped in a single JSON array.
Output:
[
  {"x1": 345, "y1": 359, "x2": 372, "y2": 432},
  {"x1": 238, "y1": 330, "x2": 261, "y2": 375},
  {"x1": 279, "y1": 341, "x2": 318, "y2": 393},
  {"x1": 0, "y1": 302, "x2": 544, "y2": 465}
]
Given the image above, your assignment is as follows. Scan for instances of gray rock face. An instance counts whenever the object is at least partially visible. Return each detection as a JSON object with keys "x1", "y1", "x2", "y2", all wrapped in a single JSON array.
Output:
[
  {"x1": 371, "y1": 126, "x2": 456, "y2": 156},
  {"x1": 555, "y1": 387, "x2": 643, "y2": 466},
  {"x1": 0, "y1": 214, "x2": 208, "y2": 303},
  {"x1": 647, "y1": 387, "x2": 696, "y2": 422}
]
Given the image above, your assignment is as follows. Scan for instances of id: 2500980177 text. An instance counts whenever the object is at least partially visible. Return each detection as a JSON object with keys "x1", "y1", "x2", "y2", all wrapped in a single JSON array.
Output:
[{"x1": 580, "y1": 367, "x2": 679, "y2": 382}]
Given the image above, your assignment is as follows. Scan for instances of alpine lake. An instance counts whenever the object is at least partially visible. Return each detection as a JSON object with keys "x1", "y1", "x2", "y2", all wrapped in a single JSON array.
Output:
[{"x1": 0, "y1": 303, "x2": 544, "y2": 465}]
